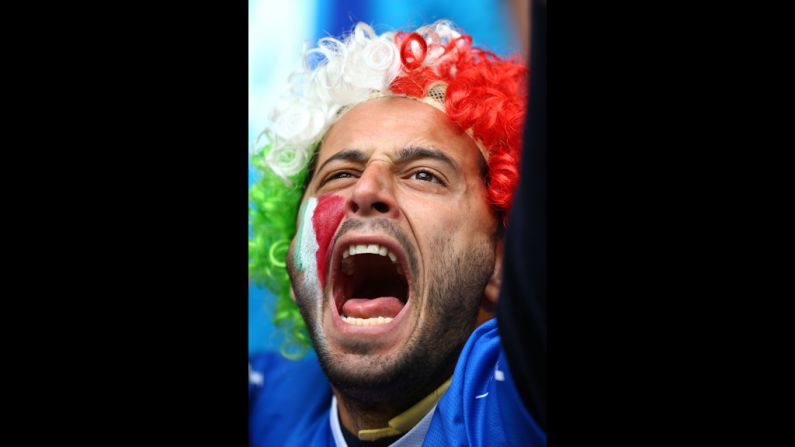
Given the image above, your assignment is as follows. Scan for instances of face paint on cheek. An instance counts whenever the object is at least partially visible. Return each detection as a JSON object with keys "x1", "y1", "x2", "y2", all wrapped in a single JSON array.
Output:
[
  {"x1": 312, "y1": 194, "x2": 346, "y2": 290},
  {"x1": 294, "y1": 198, "x2": 320, "y2": 293}
]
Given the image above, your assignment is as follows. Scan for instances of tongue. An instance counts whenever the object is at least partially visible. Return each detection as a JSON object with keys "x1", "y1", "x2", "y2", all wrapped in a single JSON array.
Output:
[{"x1": 341, "y1": 297, "x2": 404, "y2": 319}]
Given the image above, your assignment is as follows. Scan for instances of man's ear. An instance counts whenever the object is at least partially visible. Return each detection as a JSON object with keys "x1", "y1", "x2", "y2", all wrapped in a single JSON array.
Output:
[{"x1": 482, "y1": 239, "x2": 504, "y2": 312}]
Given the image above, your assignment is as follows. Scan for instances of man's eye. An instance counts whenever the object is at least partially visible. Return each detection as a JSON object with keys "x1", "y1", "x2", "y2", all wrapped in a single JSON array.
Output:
[
  {"x1": 322, "y1": 171, "x2": 356, "y2": 185},
  {"x1": 411, "y1": 170, "x2": 444, "y2": 185}
]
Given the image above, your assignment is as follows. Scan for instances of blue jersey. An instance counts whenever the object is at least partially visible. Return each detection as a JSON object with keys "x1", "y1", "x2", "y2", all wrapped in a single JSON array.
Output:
[{"x1": 249, "y1": 318, "x2": 546, "y2": 446}]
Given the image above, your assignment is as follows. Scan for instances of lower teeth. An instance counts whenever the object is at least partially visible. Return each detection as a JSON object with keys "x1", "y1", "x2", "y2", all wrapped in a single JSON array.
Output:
[{"x1": 341, "y1": 316, "x2": 393, "y2": 326}]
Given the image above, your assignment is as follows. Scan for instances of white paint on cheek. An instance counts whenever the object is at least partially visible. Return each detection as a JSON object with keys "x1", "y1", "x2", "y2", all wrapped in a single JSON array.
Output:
[{"x1": 296, "y1": 197, "x2": 320, "y2": 293}]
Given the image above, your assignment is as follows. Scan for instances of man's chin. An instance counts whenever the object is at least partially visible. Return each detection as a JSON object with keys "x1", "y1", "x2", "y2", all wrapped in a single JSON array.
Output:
[
  {"x1": 323, "y1": 350, "x2": 402, "y2": 383},
  {"x1": 308, "y1": 304, "x2": 463, "y2": 409},
  {"x1": 313, "y1": 309, "x2": 420, "y2": 381},
  {"x1": 316, "y1": 340, "x2": 429, "y2": 407}
]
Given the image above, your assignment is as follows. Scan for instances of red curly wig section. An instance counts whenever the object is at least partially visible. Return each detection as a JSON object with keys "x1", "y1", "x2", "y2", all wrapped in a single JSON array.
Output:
[{"x1": 390, "y1": 30, "x2": 527, "y2": 219}]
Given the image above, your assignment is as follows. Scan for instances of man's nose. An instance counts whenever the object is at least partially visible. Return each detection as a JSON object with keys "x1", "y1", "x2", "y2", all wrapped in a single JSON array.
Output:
[{"x1": 347, "y1": 162, "x2": 399, "y2": 219}]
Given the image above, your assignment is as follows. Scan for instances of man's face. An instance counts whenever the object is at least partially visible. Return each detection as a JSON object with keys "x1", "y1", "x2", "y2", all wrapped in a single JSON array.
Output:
[{"x1": 286, "y1": 97, "x2": 500, "y2": 406}]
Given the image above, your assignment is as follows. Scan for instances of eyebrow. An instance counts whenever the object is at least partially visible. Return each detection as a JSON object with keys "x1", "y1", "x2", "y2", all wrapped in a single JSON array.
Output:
[
  {"x1": 394, "y1": 146, "x2": 458, "y2": 170},
  {"x1": 315, "y1": 149, "x2": 368, "y2": 175}
]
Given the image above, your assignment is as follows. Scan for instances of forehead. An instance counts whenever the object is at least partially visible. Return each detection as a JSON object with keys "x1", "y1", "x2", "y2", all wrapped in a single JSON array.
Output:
[{"x1": 316, "y1": 97, "x2": 481, "y2": 169}]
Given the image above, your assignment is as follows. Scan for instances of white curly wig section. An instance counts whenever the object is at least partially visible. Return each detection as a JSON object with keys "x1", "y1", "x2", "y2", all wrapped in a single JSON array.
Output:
[{"x1": 256, "y1": 20, "x2": 465, "y2": 183}]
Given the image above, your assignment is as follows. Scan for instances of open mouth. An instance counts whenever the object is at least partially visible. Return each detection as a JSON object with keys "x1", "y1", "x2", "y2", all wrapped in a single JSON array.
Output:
[{"x1": 332, "y1": 242, "x2": 410, "y2": 327}]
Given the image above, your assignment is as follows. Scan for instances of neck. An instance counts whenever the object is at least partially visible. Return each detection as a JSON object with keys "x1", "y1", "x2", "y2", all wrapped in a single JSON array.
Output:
[
  {"x1": 335, "y1": 392, "x2": 392, "y2": 434},
  {"x1": 333, "y1": 376, "x2": 452, "y2": 438}
]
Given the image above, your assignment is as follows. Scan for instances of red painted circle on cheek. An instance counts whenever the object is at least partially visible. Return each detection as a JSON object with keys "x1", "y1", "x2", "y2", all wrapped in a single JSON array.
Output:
[{"x1": 311, "y1": 194, "x2": 346, "y2": 289}]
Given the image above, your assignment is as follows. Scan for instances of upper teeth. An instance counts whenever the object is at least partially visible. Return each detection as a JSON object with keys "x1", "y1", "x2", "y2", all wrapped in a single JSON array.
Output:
[{"x1": 342, "y1": 244, "x2": 399, "y2": 263}]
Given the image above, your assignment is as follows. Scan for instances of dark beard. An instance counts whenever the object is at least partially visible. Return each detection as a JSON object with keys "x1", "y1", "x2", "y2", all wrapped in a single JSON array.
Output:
[{"x1": 287, "y1": 218, "x2": 495, "y2": 414}]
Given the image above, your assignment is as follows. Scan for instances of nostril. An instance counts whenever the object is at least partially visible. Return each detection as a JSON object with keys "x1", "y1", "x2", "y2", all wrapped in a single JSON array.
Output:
[
  {"x1": 351, "y1": 203, "x2": 360, "y2": 213},
  {"x1": 373, "y1": 202, "x2": 389, "y2": 213}
]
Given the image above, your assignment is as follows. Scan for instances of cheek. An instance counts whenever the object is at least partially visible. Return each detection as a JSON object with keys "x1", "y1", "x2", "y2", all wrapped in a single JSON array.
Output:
[
  {"x1": 312, "y1": 194, "x2": 346, "y2": 289},
  {"x1": 426, "y1": 199, "x2": 496, "y2": 246},
  {"x1": 293, "y1": 198, "x2": 320, "y2": 292},
  {"x1": 422, "y1": 202, "x2": 466, "y2": 231},
  {"x1": 292, "y1": 194, "x2": 346, "y2": 294}
]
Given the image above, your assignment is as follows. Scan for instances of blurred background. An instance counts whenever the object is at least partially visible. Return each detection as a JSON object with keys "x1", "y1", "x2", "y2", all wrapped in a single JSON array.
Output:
[{"x1": 249, "y1": 0, "x2": 525, "y2": 355}]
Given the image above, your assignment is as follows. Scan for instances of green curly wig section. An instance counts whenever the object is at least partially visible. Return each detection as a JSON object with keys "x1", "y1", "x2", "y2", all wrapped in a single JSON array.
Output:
[{"x1": 249, "y1": 144, "x2": 313, "y2": 358}]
